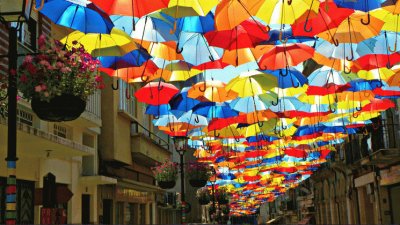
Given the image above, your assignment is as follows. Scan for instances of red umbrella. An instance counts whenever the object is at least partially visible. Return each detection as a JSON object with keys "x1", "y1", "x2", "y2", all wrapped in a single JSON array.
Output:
[
  {"x1": 284, "y1": 148, "x2": 307, "y2": 158},
  {"x1": 204, "y1": 20, "x2": 269, "y2": 50},
  {"x1": 134, "y1": 82, "x2": 179, "y2": 105},
  {"x1": 257, "y1": 43, "x2": 314, "y2": 71},
  {"x1": 292, "y1": 2, "x2": 354, "y2": 37},
  {"x1": 192, "y1": 58, "x2": 229, "y2": 70},
  {"x1": 361, "y1": 98, "x2": 395, "y2": 111},
  {"x1": 351, "y1": 53, "x2": 400, "y2": 72},
  {"x1": 91, "y1": 0, "x2": 169, "y2": 18}
]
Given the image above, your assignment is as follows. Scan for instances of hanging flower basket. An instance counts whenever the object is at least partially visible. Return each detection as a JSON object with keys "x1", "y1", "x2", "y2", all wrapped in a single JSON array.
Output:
[
  {"x1": 31, "y1": 94, "x2": 86, "y2": 122},
  {"x1": 157, "y1": 180, "x2": 176, "y2": 189},
  {"x1": 189, "y1": 179, "x2": 207, "y2": 188},
  {"x1": 196, "y1": 187, "x2": 211, "y2": 205},
  {"x1": 187, "y1": 162, "x2": 211, "y2": 188},
  {"x1": 152, "y1": 160, "x2": 178, "y2": 189},
  {"x1": 215, "y1": 187, "x2": 229, "y2": 205},
  {"x1": 17, "y1": 35, "x2": 103, "y2": 122}
]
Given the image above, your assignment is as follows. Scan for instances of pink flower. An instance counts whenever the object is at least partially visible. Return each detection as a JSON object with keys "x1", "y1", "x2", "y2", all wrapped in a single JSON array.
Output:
[
  {"x1": 38, "y1": 34, "x2": 46, "y2": 49},
  {"x1": 34, "y1": 85, "x2": 42, "y2": 92},
  {"x1": 60, "y1": 67, "x2": 71, "y2": 73},
  {"x1": 24, "y1": 55, "x2": 33, "y2": 63},
  {"x1": 40, "y1": 84, "x2": 47, "y2": 91}
]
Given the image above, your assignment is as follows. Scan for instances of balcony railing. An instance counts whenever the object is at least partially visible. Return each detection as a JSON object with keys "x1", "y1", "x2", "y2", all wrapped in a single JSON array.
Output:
[
  {"x1": 345, "y1": 120, "x2": 399, "y2": 165},
  {"x1": 131, "y1": 121, "x2": 170, "y2": 151},
  {"x1": 85, "y1": 90, "x2": 101, "y2": 118}
]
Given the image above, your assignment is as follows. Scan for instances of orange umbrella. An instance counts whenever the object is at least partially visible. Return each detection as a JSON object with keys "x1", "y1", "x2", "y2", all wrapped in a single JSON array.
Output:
[
  {"x1": 215, "y1": 0, "x2": 265, "y2": 31},
  {"x1": 317, "y1": 11, "x2": 384, "y2": 44},
  {"x1": 99, "y1": 60, "x2": 159, "y2": 83},
  {"x1": 188, "y1": 80, "x2": 238, "y2": 102}
]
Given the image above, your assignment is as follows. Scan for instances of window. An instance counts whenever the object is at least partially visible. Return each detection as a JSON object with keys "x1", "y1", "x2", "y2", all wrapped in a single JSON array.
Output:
[
  {"x1": 53, "y1": 124, "x2": 71, "y2": 139},
  {"x1": 118, "y1": 80, "x2": 136, "y2": 117}
]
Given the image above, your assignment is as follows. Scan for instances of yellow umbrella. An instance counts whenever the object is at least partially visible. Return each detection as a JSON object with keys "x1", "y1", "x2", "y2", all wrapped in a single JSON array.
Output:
[
  {"x1": 225, "y1": 70, "x2": 278, "y2": 97},
  {"x1": 162, "y1": 0, "x2": 218, "y2": 18},
  {"x1": 215, "y1": 0, "x2": 265, "y2": 31},
  {"x1": 357, "y1": 68, "x2": 395, "y2": 81},
  {"x1": 61, "y1": 28, "x2": 138, "y2": 56},
  {"x1": 153, "y1": 61, "x2": 202, "y2": 81},
  {"x1": 144, "y1": 41, "x2": 184, "y2": 60},
  {"x1": 256, "y1": 0, "x2": 319, "y2": 25},
  {"x1": 371, "y1": 1, "x2": 400, "y2": 32}
]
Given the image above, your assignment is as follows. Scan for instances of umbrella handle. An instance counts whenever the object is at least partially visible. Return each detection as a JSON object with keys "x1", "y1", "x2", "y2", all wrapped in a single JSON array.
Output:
[
  {"x1": 176, "y1": 44, "x2": 184, "y2": 54},
  {"x1": 352, "y1": 111, "x2": 359, "y2": 118},
  {"x1": 234, "y1": 136, "x2": 240, "y2": 142},
  {"x1": 303, "y1": 19, "x2": 313, "y2": 33},
  {"x1": 346, "y1": 46, "x2": 354, "y2": 61},
  {"x1": 195, "y1": 115, "x2": 200, "y2": 123},
  {"x1": 355, "y1": 104, "x2": 362, "y2": 111},
  {"x1": 257, "y1": 62, "x2": 267, "y2": 70},
  {"x1": 199, "y1": 81, "x2": 207, "y2": 92},
  {"x1": 214, "y1": 130, "x2": 220, "y2": 138},
  {"x1": 361, "y1": 13, "x2": 370, "y2": 25},
  {"x1": 388, "y1": 42, "x2": 397, "y2": 53},
  {"x1": 258, "y1": 121, "x2": 264, "y2": 127},
  {"x1": 279, "y1": 67, "x2": 289, "y2": 77},
  {"x1": 279, "y1": 31, "x2": 288, "y2": 44},
  {"x1": 125, "y1": 87, "x2": 131, "y2": 99},
  {"x1": 343, "y1": 65, "x2": 351, "y2": 74},
  {"x1": 33, "y1": 0, "x2": 45, "y2": 11},
  {"x1": 271, "y1": 97, "x2": 279, "y2": 106},
  {"x1": 170, "y1": 21, "x2": 177, "y2": 34},
  {"x1": 111, "y1": 78, "x2": 119, "y2": 90},
  {"x1": 329, "y1": 104, "x2": 336, "y2": 113},
  {"x1": 332, "y1": 38, "x2": 339, "y2": 47}
]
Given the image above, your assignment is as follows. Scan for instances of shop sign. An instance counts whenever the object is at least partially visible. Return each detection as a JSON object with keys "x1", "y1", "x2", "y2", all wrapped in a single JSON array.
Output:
[{"x1": 116, "y1": 187, "x2": 152, "y2": 203}]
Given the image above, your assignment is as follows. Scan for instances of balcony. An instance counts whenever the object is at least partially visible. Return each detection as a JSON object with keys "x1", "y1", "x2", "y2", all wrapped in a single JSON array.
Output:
[
  {"x1": 0, "y1": 117, "x2": 95, "y2": 158},
  {"x1": 345, "y1": 119, "x2": 399, "y2": 167},
  {"x1": 131, "y1": 121, "x2": 171, "y2": 165}
]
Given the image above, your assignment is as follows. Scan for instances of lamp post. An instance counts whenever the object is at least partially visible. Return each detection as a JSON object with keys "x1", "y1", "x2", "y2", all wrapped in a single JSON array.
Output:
[
  {"x1": 0, "y1": 1, "x2": 33, "y2": 224},
  {"x1": 172, "y1": 136, "x2": 189, "y2": 224},
  {"x1": 209, "y1": 167, "x2": 216, "y2": 223}
]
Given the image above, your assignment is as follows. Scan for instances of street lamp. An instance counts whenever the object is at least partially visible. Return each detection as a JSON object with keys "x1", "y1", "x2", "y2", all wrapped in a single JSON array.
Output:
[
  {"x1": 209, "y1": 167, "x2": 217, "y2": 222},
  {"x1": 0, "y1": 0, "x2": 33, "y2": 224},
  {"x1": 172, "y1": 136, "x2": 189, "y2": 224}
]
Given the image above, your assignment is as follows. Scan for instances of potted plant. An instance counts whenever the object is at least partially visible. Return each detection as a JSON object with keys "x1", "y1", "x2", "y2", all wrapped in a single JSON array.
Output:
[
  {"x1": 152, "y1": 160, "x2": 178, "y2": 189},
  {"x1": 187, "y1": 162, "x2": 211, "y2": 187},
  {"x1": 215, "y1": 187, "x2": 229, "y2": 205},
  {"x1": 196, "y1": 187, "x2": 211, "y2": 205},
  {"x1": 17, "y1": 35, "x2": 103, "y2": 122}
]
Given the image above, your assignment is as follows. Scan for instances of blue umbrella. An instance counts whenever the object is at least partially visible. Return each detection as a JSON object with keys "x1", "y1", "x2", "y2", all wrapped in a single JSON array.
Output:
[
  {"x1": 357, "y1": 31, "x2": 400, "y2": 56},
  {"x1": 39, "y1": 0, "x2": 114, "y2": 34},
  {"x1": 176, "y1": 12, "x2": 215, "y2": 33},
  {"x1": 193, "y1": 102, "x2": 239, "y2": 119},
  {"x1": 177, "y1": 32, "x2": 221, "y2": 65},
  {"x1": 263, "y1": 68, "x2": 307, "y2": 88},
  {"x1": 334, "y1": 0, "x2": 381, "y2": 12},
  {"x1": 110, "y1": 15, "x2": 139, "y2": 34},
  {"x1": 145, "y1": 104, "x2": 171, "y2": 117},
  {"x1": 98, "y1": 48, "x2": 151, "y2": 68},
  {"x1": 169, "y1": 87, "x2": 201, "y2": 111}
]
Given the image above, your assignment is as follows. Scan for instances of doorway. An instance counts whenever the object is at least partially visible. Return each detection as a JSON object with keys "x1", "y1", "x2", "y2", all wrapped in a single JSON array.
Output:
[
  {"x1": 102, "y1": 199, "x2": 113, "y2": 224},
  {"x1": 389, "y1": 185, "x2": 400, "y2": 224},
  {"x1": 81, "y1": 194, "x2": 90, "y2": 224}
]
